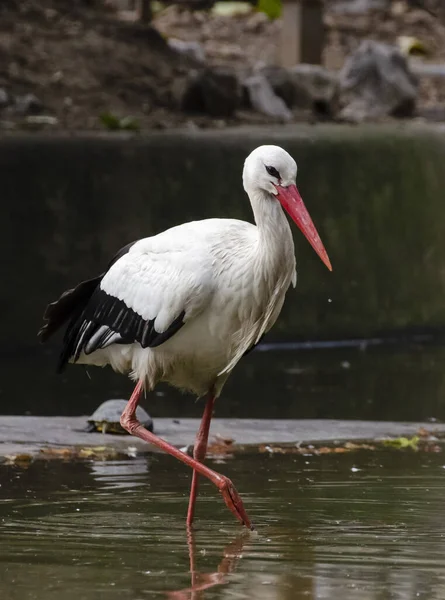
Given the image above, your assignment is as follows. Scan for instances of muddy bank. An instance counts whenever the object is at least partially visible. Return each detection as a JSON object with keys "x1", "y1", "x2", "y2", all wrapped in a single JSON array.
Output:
[{"x1": 1, "y1": 0, "x2": 445, "y2": 130}]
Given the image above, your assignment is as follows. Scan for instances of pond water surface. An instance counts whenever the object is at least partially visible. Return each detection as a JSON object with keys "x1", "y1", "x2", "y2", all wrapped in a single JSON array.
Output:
[{"x1": 1, "y1": 448, "x2": 445, "y2": 599}]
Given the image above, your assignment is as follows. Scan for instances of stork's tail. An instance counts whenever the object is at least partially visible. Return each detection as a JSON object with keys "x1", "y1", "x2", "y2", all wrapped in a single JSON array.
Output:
[{"x1": 38, "y1": 275, "x2": 102, "y2": 344}]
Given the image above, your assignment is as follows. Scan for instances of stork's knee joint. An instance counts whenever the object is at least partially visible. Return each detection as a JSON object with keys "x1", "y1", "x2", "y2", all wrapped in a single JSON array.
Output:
[
  {"x1": 120, "y1": 413, "x2": 140, "y2": 435},
  {"x1": 217, "y1": 475, "x2": 232, "y2": 494}
]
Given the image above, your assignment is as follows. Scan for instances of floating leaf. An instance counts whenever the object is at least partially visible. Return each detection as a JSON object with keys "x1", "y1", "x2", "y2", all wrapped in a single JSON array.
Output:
[
  {"x1": 78, "y1": 446, "x2": 118, "y2": 459},
  {"x1": 40, "y1": 447, "x2": 74, "y2": 458},
  {"x1": 417, "y1": 427, "x2": 431, "y2": 438},
  {"x1": 207, "y1": 434, "x2": 235, "y2": 458},
  {"x1": 383, "y1": 436, "x2": 419, "y2": 450},
  {"x1": 4, "y1": 453, "x2": 33, "y2": 466}
]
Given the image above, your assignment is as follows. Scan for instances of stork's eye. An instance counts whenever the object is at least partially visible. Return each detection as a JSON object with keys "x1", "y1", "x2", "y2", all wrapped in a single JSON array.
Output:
[{"x1": 265, "y1": 165, "x2": 280, "y2": 179}]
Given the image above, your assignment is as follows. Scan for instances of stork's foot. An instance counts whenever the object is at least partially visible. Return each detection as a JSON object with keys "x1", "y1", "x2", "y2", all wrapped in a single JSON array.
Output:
[{"x1": 218, "y1": 475, "x2": 253, "y2": 530}]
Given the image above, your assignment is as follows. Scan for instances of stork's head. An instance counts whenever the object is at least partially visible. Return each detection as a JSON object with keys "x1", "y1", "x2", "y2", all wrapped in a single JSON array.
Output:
[{"x1": 243, "y1": 145, "x2": 332, "y2": 271}]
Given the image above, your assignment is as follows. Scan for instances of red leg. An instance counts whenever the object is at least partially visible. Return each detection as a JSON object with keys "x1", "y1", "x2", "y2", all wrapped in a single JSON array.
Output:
[
  {"x1": 120, "y1": 381, "x2": 253, "y2": 530},
  {"x1": 186, "y1": 393, "x2": 216, "y2": 527}
]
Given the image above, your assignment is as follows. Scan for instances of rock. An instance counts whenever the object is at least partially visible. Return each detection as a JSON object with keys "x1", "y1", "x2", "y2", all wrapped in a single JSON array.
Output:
[
  {"x1": 330, "y1": 0, "x2": 390, "y2": 14},
  {"x1": 259, "y1": 64, "x2": 339, "y2": 117},
  {"x1": 86, "y1": 399, "x2": 153, "y2": 435},
  {"x1": 410, "y1": 62, "x2": 445, "y2": 77},
  {"x1": 24, "y1": 115, "x2": 59, "y2": 128},
  {"x1": 14, "y1": 93, "x2": 43, "y2": 116},
  {"x1": 288, "y1": 64, "x2": 339, "y2": 116},
  {"x1": 168, "y1": 38, "x2": 206, "y2": 63},
  {"x1": 244, "y1": 11, "x2": 269, "y2": 32},
  {"x1": 0, "y1": 88, "x2": 9, "y2": 109},
  {"x1": 175, "y1": 68, "x2": 241, "y2": 117},
  {"x1": 418, "y1": 106, "x2": 445, "y2": 121},
  {"x1": 257, "y1": 65, "x2": 296, "y2": 109},
  {"x1": 244, "y1": 74, "x2": 292, "y2": 121},
  {"x1": 339, "y1": 40, "x2": 418, "y2": 122}
]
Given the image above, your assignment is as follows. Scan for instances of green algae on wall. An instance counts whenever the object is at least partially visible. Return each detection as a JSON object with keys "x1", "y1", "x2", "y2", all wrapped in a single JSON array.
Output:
[
  {"x1": 280, "y1": 125, "x2": 445, "y2": 338},
  {"x1": 2, "y1": 124, "x2": 445, "y2": 348}
]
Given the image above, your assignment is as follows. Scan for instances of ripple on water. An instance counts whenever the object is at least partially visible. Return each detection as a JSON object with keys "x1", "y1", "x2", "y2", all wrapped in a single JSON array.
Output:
[{"x1": 1, "y1": 452, "x2": 445, "y2": 599}]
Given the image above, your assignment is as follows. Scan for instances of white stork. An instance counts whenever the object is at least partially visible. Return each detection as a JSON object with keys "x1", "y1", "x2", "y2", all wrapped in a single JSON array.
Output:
[{"x1": 39, "y1": 145, "x2": 332, "y2": 530}]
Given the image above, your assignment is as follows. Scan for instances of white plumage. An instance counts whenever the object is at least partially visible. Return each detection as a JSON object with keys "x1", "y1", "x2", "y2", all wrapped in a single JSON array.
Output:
[
  {"x1": 78, "y1": 209, "x2": 296, "y2": 395},
  {"x1": 40, "y1": 145, "x2": 331, "y2": 399}
]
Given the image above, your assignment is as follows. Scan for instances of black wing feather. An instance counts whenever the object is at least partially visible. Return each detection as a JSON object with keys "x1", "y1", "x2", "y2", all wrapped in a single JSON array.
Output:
[
  {"x1": 38, "y1": 239, "x2": 186, "y2": 374},
  {"x1": 58, "y1": 287, "x2": 185, "y2": 372},
  {"x1": 38, "y1": 276, "x2": 101, "y2": 343},
  {"x1": 38, "y1": 240, "x2": 137, "y2": 344}
]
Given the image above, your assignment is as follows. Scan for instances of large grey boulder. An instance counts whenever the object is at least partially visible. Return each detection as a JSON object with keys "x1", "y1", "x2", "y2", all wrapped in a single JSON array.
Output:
[
  {"x1": 288, "y1": 64, "x2": 339, "y2": 115},
  {"x1": 339, "y1": 40, "x2": 418, "y2": 122},
  {"x1": 244, "y1": 74, "x2": 292, "y2": 121},
  {"x1": 259, "y1": 64, "x2": 339, "y2": 117},
  {"x1": 174, "y1": 67, "x2": 241, "y2": 117},
  {"x1": 256, "y1": 65, "x2": 296, "y2": 109},
  {"x1": 13, "y1": 93, "x2": 43, "y2": 116}
]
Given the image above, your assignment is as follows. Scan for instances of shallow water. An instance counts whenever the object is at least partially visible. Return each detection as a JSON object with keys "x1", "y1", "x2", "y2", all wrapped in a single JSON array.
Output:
[{"x1": 1, "y1": 449, "x2": 445, "y2": 599}]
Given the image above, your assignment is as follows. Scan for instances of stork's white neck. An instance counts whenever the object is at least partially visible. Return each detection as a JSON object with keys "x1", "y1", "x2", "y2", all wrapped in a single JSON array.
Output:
[
  {"x1": 248, "y1": 189, "x2": 296, "y2": 283},
  {"x1": 250, "y1": 189, "x2": 294, "y2": 251}
]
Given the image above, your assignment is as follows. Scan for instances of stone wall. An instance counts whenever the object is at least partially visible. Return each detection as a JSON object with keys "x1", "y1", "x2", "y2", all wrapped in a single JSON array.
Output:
[{"x1": 3, "y1": 124, "x2": 445, "y2": 350}]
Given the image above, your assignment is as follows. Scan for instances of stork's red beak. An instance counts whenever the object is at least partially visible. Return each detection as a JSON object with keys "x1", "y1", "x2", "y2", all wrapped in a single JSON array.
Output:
[{"x1": 276, "y1": 184, "x2": 332, "y2": 271}]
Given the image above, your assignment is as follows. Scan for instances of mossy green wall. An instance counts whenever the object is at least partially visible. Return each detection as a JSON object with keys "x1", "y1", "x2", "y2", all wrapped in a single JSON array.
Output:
[{"x1": 2, "y1": 124, "x2": 445, "y2": 349}]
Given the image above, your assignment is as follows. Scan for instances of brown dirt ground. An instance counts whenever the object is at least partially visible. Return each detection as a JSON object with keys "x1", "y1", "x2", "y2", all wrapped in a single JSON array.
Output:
[{"x1": 1, "y1": 0, "x2": 445, "y2": 131}]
